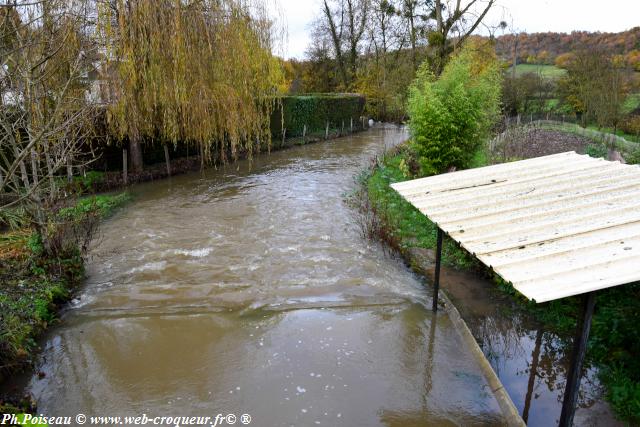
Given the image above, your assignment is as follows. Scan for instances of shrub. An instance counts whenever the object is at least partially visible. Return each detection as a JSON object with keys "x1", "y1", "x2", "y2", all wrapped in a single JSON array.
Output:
[
  {"x1": 270, "y1": 94, "x2": 366, "y2": 138},
  {"x1": 585, "y1": 143, "x2": 608, "y2": 159},
  {"x1": 407, "y1": 41, "x2": 502, "y2": 175}
]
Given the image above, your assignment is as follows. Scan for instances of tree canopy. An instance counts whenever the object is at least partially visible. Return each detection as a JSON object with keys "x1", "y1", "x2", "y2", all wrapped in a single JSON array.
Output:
[{"x1": 98, "y1": 0, "x2": 285, "y2": 169}]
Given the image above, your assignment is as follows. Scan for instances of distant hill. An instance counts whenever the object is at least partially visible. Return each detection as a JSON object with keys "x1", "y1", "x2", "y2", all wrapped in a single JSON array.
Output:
[{"x1": 495, "y1": 27, "x2": 640, "y2": 68}]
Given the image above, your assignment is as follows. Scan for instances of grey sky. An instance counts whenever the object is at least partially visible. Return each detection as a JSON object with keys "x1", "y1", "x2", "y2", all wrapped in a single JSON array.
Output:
[{"x1": 275, "y1": 0, "x2": 640, "y2": 59}]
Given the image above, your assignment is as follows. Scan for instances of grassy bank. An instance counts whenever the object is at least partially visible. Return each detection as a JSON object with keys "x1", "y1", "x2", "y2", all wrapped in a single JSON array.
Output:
[
  {"x1": 360, "y1": 143, "x2": 640, "y2": 423},
  {"x1": 0, "y1": 193, "x2": 129, "y2": 403},
  {"x1": 357, "y1": 145, "x2": 480, "y2": 270}
]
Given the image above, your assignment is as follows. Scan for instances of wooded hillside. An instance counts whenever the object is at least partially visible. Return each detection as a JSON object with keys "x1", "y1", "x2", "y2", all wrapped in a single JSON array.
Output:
[{"x1": 495, "y1": 27, "x2": 640, "y2": 68}]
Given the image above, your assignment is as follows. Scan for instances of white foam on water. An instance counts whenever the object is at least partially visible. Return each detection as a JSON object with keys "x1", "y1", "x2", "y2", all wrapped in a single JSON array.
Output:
[
  {"x1": 129, "y1": 261, "x2": 167, "y2": 274},
  {"x1": 173, "y1": 247, "x2": 213, "y2": 258}
]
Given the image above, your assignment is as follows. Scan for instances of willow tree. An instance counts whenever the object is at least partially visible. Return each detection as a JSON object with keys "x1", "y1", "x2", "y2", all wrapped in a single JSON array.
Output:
[{"x1": 98, "y1": 0, "x2": 284, "y2": 172}]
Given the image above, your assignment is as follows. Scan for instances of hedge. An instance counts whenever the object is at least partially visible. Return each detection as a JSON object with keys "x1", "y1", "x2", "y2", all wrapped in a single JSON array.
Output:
[{"x1": 270, "y1": 94, "x2": 366, "y2": 138}]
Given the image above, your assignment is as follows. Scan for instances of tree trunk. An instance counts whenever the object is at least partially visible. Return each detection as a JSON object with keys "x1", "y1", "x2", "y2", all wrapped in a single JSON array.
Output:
[
  {"x1": 44, "y1": 145, "x2": 56, "y2": 199},
  {"x1": 129, "y1": 138, "x2": 144, "y2": 173}
]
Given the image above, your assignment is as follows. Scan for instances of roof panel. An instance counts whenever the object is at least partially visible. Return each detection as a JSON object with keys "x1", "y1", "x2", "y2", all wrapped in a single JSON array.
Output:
[{"x1": 391, "y1": 151, "x2": 640, "y2": 303}]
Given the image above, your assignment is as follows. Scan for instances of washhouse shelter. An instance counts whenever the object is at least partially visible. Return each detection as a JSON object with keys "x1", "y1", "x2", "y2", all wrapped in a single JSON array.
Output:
[{"x1": 391, "y1": 151, "x2": 640, "y2": 427}]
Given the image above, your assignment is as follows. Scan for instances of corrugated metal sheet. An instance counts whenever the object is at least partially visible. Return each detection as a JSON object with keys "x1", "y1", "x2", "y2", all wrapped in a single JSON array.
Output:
[{"x1": 391, "y1": 151, "x2": 640, "y2": 303}]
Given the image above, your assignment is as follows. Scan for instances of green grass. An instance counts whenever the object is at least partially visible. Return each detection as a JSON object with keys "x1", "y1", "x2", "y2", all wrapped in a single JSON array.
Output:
[
  {"x1": 510, "y1": 63, "x2": 566, "y2": 78},
  {"x1": 362, "y1": 147, "x2": 481, "y2": 270},
  {"x1": 58, "y1": 193, "x2": 130, "y2": 220},
  {"x1": 623, "y1": 93, "x2": 640, "y2": 114}
]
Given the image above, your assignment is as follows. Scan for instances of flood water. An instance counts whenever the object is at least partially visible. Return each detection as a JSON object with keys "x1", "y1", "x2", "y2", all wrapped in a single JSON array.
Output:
[
  {"x1": 441, "y1": 270, "x2": 622, "y2": 427},
  {"x1": 20, "y1": 127, "x2": 510, "y2": 426}
]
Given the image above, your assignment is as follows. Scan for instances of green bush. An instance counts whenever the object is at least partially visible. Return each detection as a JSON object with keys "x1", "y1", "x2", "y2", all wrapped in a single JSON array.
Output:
[
  {"x1": 270, "y1": 94, "x2": 366, "y2": 138},
  {"x1": 407, "y1": 41, "x2": 502, "y2": 175},
  {"x1": 585, "y1": 143, "x2": 608, "y2": 159}
]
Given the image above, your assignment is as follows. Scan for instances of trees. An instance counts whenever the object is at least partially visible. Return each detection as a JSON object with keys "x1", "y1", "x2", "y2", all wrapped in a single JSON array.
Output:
[
  {"x1": 98, "y1": 0, "x2": 284, "y2": 171},
  {"x1": 429, "y1": 0, "x2": 497, "y2": 75},
  {"x1": 304, "y1": 20, "x2": 342, "y2": 92},
  {"x1": 305, "y1": 0, "x2": 500, "y2": 121},
  {"x1": 558, "y1": 50, "x2": 630, "y2": 130},
  {"x1": 502, "y1": 72, "x2": 550, "y2": 116},
  {"x1": 407, "y1": 40, "x2": 501, "y2": 175},
  {"x1": 320, "y1": 0, "x2": 369, "y2": 89},
  {"x1": 0, "y1": 0, "x2": 98, "y2": 254},
  {"x1": 496, "y1": 28, "x2": 640, "y2": 68}
]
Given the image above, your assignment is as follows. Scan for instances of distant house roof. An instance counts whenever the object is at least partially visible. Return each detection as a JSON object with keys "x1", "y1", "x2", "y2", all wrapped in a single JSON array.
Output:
[{"x1": 391, "y1": 151, "x2": 640, "y2": 303}]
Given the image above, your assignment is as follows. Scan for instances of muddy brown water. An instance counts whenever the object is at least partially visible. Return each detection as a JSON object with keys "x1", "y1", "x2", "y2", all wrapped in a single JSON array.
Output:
[{"x1": 9, "y1": 126, "x2": 617, "y2": 426}]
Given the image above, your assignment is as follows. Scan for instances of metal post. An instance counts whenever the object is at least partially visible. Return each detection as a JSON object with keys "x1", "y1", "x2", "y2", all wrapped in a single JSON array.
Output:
[
  {"x1": 432, "y1": 228, "x2": 443, "y2": 312},
  {"x1": 559, "y1": 291, "x2": 596, "y2": 427}
]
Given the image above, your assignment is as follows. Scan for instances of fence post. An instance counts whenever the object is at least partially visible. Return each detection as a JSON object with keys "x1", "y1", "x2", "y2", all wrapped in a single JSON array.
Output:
[
  {"x1": 303, "y1": 124, "x2": 306, "y2": 143},
  {"x1": 122, "y1": 148, "x2": 128, "y2": 185},
  {"x1": 325, "y1": 122, "x2": 329, "y2": 139},
  {"x1": 164, "y1": 144, "x2": 171, "y2": 176},
  {"x1": 282, "y1": 128, "x2": 286, "y2": 146},
  {"x1": 341, "y1": 120, "x2": 344, "y2": 135},
  {"x1": 350, "y1": 117, "x2": 353, "y2": 133}
]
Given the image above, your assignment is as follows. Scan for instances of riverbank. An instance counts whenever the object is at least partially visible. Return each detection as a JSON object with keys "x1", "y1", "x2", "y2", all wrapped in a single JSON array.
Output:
[
  {"x1": 80, "y1": 126, "x2": 370, "y2": 194},
  {"x1": 356, "y1": 131, "x2": 640, "y2": 424},
  {"x1": 0, "y1": 193, "x2": 129, "y2": 411}
]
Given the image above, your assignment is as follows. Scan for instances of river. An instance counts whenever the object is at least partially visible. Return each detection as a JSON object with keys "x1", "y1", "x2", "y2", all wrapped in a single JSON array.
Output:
[{"x1": 16, "y1": 126, "x2": 513, "y2": 426}]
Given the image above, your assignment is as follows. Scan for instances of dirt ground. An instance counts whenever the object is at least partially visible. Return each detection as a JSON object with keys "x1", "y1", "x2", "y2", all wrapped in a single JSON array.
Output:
[{"x1": 490, "y1": 128, "x2": 596, "y2": 162}]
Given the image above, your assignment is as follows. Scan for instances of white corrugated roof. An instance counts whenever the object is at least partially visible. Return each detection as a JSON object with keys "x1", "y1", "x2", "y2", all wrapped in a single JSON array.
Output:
[{"x1": 391, "y1": 151, "x2": 640, "y2": 303}]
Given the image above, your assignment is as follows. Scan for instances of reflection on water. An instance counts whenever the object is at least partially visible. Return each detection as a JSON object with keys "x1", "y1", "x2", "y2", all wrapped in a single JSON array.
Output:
[
  {"x1": 17, "y1": 127, "x2": 510, "y2": 426},
  {"x1": 440, "y1": 269, "x2": 622, "y2": 427}
]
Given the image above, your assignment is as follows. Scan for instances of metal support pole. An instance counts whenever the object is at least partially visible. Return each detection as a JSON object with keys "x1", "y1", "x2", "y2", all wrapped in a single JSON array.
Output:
[
  {"x1": 559, "y1": 291, "x2": 596, "y2": 427},
  {"x1": 432, "y1": 228, "x2": 443, "y2": 312}
]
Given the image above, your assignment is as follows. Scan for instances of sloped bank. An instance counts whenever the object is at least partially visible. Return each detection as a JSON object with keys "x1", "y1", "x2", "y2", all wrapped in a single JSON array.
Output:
[{"x1": 0, "y1": 194, "x2": 129, "y2": 412}]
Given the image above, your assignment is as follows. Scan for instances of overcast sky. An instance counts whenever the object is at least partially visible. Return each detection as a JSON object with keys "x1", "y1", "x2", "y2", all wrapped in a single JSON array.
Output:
[{"x1": 274, "y1": 0, "x2": 640, "y2": 59}]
